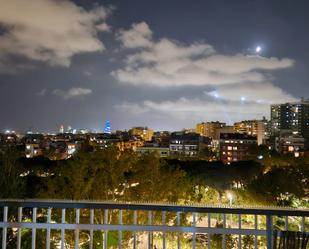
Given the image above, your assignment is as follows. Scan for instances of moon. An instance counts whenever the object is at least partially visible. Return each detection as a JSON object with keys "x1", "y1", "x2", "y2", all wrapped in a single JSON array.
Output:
[{"x1": 256, "y1": 46, "x2": 262, "y2": 53}]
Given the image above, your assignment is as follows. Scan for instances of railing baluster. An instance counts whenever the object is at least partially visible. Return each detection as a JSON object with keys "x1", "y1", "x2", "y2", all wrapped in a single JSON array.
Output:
[
  {"x1": 162, "y1": 211, "x2": 166, "y2": 249},
  {"x1": 74, "y1": 208, "x2": 80, "y2": 249},
  {"x1": 133, "y1": 210, "x2": 137, "y2": 249},
  {"x1": 223, "y1": 213, "x2": 226, "y2": 249},
  {"x1": 46, "y1": 208, "x2": 51, "y2": 249},
  {"x1": 238, "y1": 213, "x2": 241, "y2": 249},
  {"x1": 285, "y1": 216, "x2": 288, "y2": 230},
  {"x1": 176, "y1": 212, "x2": 180, "y2": 249},
  {"x1": 104, "y1": 209, "x2": 108, "y2": 249},
  {"x1": 32, "y1": 207, "x2": 37, "y2": 249},
  {"x1": 17, "y1": 207, "x2": 22, "y2": 249},
  {"x1": 254, "y1": 215, "x2": 258, "y2": 249},
  {"x1": 192, "y1": 212, "x2": 196, "y2": 249},
  {"x1": 61, "y1": 208, "x2": 65, "y2": 249},
  {"x1": 119, "y1": 209, "x2": 122, "y2": 249},
  {"x1": 301, "y1": 216, "x2": 305, "y2": 232},
  {"x1": 2, "y1": 206, "x2": 8, "y2": 249},
  {"x1": 148, "y1": 210, "x2": 152, "y2": 249},
  {"x1": 90, "y1": 209, "x2": 94, "y2": 249},
  {"x1": 207, "y1": 212, "x2": 211, "y2": 249},
  {"x1": 266, "y1": 215, "x2": 273, "y2": 249}
]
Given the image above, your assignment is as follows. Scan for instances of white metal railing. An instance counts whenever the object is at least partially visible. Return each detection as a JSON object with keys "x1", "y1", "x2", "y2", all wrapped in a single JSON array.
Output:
[{"x1": 0, "y1": 199, "x2": 308, "y2": 249}]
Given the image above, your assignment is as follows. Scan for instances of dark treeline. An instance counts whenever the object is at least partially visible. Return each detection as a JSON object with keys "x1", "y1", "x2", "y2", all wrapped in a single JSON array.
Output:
[{"x1": 0, "y1": 145, "x2": 308, "y2": 207}]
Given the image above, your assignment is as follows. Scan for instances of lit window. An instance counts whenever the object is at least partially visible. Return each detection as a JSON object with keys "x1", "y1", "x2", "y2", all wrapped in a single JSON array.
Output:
[
  {"x1": 288, "y1": 146, "x2": 294, "y2": 152},
  {"x1": 227, "y1": 146, "x2": 232, "y2": 150}
]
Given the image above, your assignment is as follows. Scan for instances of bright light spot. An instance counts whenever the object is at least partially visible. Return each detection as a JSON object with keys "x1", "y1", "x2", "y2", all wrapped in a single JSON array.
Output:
[
  {"x1": 209, "y1": 91, "x2": 220, "y2": 98},
  {"x1": 240, "y1": 96, "x2": 246, "y2": 102},
  {"x1": 256, "y1": 46, "x2": 262, "y2": 53},
  {"x1": 257, "y1": 155, "x2": 263, "y2": 160}
]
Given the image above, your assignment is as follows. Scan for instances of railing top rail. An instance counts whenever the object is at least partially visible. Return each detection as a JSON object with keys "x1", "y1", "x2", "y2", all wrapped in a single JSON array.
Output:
[{"x1": 0, "y1": 199, "x2": 308, "y2": 216}]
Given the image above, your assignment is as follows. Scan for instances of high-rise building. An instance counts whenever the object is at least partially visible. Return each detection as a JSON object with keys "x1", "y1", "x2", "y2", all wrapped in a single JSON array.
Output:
[
  {"x1": 195, "y1": 121, "x2": 226, "y2": 139},
  {"x1": 270, "y1": 98, "x2": 309, "y2": 140},
  {"x1": 59, "y1": 125, "x2": 64, "y2": 134},
  {"x1": 104, "y1": 120, "x2": 111, "y2": 134}
]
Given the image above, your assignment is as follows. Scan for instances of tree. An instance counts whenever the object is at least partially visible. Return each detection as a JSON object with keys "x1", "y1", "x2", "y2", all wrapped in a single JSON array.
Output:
[{"x1": 0, "y1": 147, "x2": 25, "y2": 198}]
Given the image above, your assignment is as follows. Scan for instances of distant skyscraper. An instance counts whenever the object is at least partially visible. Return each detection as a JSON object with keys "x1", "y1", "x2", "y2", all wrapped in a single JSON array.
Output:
[
  {"x1": 59, "y1": 125, "x2": 64, "y2": 133},
  {"x1": 104, "y1": 120, "x2": 111, "y2": 134},
  {"x1": 270, "y1": 98, "x2": 309, "y2": 140}
]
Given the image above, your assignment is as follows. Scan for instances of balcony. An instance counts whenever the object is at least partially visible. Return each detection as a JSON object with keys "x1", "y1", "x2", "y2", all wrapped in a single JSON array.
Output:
[{"x1": 0, "y1": 199, "x2": 308, "y2": 249}]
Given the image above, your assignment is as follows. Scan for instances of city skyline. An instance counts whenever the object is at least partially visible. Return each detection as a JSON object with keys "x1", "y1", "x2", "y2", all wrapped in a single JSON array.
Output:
[{"x1": 0, "y1": 0, "x2": 309, "y2": 132}]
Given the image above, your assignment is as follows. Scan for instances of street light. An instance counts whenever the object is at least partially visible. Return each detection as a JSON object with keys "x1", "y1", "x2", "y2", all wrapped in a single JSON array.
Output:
[{"x1": 227, "y1": 193, "x2": 233, "y2": 206}]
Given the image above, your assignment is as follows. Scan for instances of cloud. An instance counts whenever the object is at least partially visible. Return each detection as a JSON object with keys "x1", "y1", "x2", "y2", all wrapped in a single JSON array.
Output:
[
  {"x1": 0, "y1": 0, "x2": 111, "y2": 70},
  {"x1": 37, "y1": 88, "x2": 47, "y2": 96},
  {"x1": 52, "y1": 87, "x2": 92, "y2": 100},
  {"x1": 112, "y1": 22, "x2": 294, "y2": 87},
  {"x1": 205, "y1": 82, "x2": 297, "y2": 103},
  {"x1": 117, "y1": 22, "x2": 154, "y2": 48},
  {"x1": 115, "y1": 82, "x2": 297, "y2": 125}
]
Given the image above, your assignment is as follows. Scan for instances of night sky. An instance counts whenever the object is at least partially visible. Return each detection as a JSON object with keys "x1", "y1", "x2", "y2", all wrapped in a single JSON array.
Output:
[{"x1": 0, "y1": 0, "x2": 308, "y2": 132}]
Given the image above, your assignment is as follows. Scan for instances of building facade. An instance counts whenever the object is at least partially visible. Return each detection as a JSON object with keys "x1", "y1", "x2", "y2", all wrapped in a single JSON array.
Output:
[
  {"x1": 195, "y1": 121, "x2": 226, "y2": 138},
  {"x1": 271, "y1": 98, "x2": 309, "y2": 139},
  {"x1": 234, "y1": 119, "x2": 266, "y2": 145},
  {"x1": 129, "y1": 127, "x2": 154, "y2": 142},
  {"x1": 220, "y1": 133, "x2": 257, "y2": 164}
]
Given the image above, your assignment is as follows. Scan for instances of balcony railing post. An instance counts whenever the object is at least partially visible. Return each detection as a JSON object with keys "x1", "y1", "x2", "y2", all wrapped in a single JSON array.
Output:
[
  {"x1": 238, "y1": 213, "x2": 241, "y2": 249},
  {"x1": 223, "y1": 213, "x2": 226, "y2": 249},
  {"x1": 148, "y1": 210, "x2": 152, "y2": 249},
  {"x1": 301, "y1": 216, "x2": 305, "y2": 232},
  {"x1": 177, "y1": 211, "x2": 181, "y2": 249},
  {"x1": 266, "y1": 215, "x2": 273, "y2": 249},
  {"x1": 90, "y1": 209, "x2": 94, "y2": 249},
  {"x1": 162, "y1": 211, "x2": 166, "y2": 249},
  {"x1": 32, "y1": 207, "x2": 37, "y2": 249},
  {"x1": 207, "y1": 212, "x2": 211, "y2": 249},
  {"x1": 119, "y1": 209, "x2": 123, "y2": 249},
  {"x1": 192, "y1": 212, "x2": 196, "y2": 249},
  {"x1": 17, "y1": 207, "x2": 22, "y2": 249},
  {"x1": 74, "y1": 208, "x2": 80, "y2": 249},
  {"x1": 254, "y1": 215, "x2": 258, "y2": 249},
  {"x1": 2, "y1": 206, "x2": 8, "y2": 249},
  {"x1": 104, "y1": 209, "x2": 108, "y2": 249},
  {"x1": 61, "y1": 208, "x2": 66, "y2": 249},
  {"x1": 46, "y1": 207, "x2": 51, "y2": 249},
  {"x1": 133, "y1": 210, "x2": 137, "y2": 249}
]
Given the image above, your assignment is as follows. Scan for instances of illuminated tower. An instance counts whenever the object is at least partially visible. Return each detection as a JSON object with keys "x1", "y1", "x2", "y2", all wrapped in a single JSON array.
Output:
[
  {"x1": 59, "y1": 125, "x2": 64, "y2": 133},
  {"x1": 104, "y1": 120, "x2": 111, "y2": 134}
]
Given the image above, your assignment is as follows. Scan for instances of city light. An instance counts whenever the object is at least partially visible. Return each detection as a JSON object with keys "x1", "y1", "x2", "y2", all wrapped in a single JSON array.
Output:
[{"x1": 227, "y1": 192, "x2": 233, "y2": 206}]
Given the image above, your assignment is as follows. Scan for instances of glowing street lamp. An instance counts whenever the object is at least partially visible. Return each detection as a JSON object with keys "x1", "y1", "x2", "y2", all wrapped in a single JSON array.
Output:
[{"x1": 227, "y1": 193, "x2": 233, "y2": 206}]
